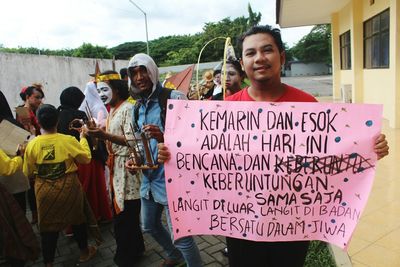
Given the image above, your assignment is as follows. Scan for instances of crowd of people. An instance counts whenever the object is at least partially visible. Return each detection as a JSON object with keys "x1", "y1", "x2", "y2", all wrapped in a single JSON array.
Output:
[{"x1": 0, "y1": 24, "x2": 389, "y2": 267}]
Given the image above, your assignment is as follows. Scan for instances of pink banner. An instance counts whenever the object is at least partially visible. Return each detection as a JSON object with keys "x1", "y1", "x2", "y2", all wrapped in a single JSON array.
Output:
[{"x1": 164, "y1": 100, "x2": 382, "y2": 249}]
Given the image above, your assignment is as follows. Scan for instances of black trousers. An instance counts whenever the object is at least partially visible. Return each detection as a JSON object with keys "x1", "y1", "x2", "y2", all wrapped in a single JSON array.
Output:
[
  {"x1": 6, "y1": 257, "x2": 25, "y2": 267},
  {"x1": 226, "y1": 237, "x2": 309, "y2": 267},
  {"x1": 27, "y1": 187, "x2": 37, "y2": 213},
  {"x1": 40, "y1": 223, "x2": 88, "y2": 264},
  {"x1": 113, "y1": 199, "x2": 145, "y2": 267},
  {"x1": 12, "y1": 191, "x2": 26, "y2": 214}
]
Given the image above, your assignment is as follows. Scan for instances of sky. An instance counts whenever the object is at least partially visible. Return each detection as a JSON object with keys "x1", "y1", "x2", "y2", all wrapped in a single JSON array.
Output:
[{"x1": 0, "y1": 0, "x2": 313, "y2": 50}]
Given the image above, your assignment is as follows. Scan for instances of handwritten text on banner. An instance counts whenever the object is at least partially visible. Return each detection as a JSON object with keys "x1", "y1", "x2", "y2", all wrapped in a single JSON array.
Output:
[{"x1": 164, "y1": 100, "x2": 382, "y2": 249}]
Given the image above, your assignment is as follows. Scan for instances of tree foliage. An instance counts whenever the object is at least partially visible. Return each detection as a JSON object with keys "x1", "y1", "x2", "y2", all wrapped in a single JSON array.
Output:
[
  {"x1": 110, "y1": 41, "x2": 147, "y2": 60},
  {"x1": 289, "y1": 24, "x2": 331, "y2": 63},
  {"x1": 247, "y1": 3, "x2": 262, "y2": 27},
  {"x1": 72, "y1": 43, "x2": 113, "y2": 59},
  {"x1": 283, "y1": 42, "x2": 294, "y2": 62},
  {"x1": 150, "y1": 35, "x2": 199, "y2": 66}
]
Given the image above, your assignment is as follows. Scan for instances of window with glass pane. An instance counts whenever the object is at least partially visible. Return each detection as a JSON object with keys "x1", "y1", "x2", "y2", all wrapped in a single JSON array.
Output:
[
  {"x1": 340, "y1": 31, "x2": 351, "y2": 70},
  {"x1": 364, "y1": 9, "x2": 390, "y2": 68}
]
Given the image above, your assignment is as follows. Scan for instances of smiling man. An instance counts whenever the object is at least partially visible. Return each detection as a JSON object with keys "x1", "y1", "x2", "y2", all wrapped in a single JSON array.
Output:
[
  {"x1": 223, "y1": 24, "x2": 389, "y2": 267},
  {"x1": 158, "y1": 24, "x2": 389, "y2": 267}
]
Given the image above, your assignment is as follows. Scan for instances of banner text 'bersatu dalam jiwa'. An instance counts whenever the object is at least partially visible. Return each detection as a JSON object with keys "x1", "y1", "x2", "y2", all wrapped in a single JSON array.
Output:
[{"x1": 164, "y1": 100, "x2": 382, "y2": 249}]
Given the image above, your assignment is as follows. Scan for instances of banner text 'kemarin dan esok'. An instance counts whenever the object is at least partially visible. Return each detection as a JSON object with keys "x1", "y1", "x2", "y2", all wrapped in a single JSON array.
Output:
[{"x1": 164, "y1": 100, "x2": 382, "y2": 249}]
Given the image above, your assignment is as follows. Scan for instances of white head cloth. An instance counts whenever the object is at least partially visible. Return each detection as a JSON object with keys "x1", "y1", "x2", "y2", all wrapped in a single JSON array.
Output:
[
  {"x1": 127, "y1": 53, "x2": 159, "y2": 95},
  {"x1": 79, "y1": 81, "x2": 108, "y2": 127}
]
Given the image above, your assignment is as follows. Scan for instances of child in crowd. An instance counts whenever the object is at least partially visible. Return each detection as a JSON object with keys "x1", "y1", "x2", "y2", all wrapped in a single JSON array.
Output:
[{"x1": 23, "y1": 104, "x2": 100, "y2": 267}]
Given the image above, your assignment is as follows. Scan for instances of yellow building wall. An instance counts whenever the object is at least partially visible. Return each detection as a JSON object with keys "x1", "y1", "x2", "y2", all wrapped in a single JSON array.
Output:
[
  {"x1": 361, "y1": 0, "x2": 397, "y2": 127},
  {"x1": 331, "y1": 13, "x2": 341, "y2": 100},
  {"x1": 395, "y1": 0, "x2": 400, "y2": 128},
  {"x1": 363, "y1": 0, "x2": 390, "y2": 18},
  {"x1": 339, "y1": 3, "x2": 354, "y2": 96},
  {"x1": 332, "y1": 0, "x2": 398, "y2": 127},
  {"x1": 332, "y1": 2, "x2": 353, "y2": 101}
]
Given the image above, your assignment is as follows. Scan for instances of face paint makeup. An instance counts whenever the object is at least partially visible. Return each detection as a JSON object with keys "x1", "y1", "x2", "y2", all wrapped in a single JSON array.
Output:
[{"x1": 97, "y1": 82, "x2": 113, "y2": 104}]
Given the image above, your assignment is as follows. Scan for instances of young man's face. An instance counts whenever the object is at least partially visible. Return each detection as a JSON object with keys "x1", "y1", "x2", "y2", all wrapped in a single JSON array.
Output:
[
  {"x1": 241, "y1": 33, "x2": 285, "y2": 83},
  {"x1": 97, "y1": 82, "x2": 113, "y2": 104},
  {"x1": 129, "y1": 66, "x2": 153, "y2": 94},
  {"x1": 225, "y1": 64, "x2": 242, "y2": 93}
]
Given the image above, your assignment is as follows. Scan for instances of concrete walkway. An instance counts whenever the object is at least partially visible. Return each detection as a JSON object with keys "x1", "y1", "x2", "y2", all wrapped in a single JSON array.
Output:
[
  {"x1": 316, "y1": 93, "x2": 399, "y2": 266},
  {"x1": 18, "y1": 222, "x2": 229, "y2": 267},
  {"x1": 347, "y1": 119, "x2": 400, "y2": 267}
]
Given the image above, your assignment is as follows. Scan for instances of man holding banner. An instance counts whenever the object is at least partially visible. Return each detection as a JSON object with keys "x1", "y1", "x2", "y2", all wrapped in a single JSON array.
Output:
[{"x1": 158, "y1": 25, "x2": 389, "y2": 267}]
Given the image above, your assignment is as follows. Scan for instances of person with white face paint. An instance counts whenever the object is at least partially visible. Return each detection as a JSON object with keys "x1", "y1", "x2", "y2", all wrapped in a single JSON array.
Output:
[
  {"x1": 97, "y1": 82, "x2": 113, "y2": 105},
  {"x1": 87, "y1": 71, "x2": 144, "y2": 267}
]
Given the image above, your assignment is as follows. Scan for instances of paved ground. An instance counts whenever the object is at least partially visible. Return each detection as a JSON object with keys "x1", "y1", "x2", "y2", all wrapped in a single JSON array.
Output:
[
  {"x1": 282, "y1": 75, "x2": 333, "y2": 97},
  {"x1": 17, "y1": 217, "x2": 229, "y2": 267},
  {"x1": 1, "y1": 75, "x2": 333, "y2": 267}
]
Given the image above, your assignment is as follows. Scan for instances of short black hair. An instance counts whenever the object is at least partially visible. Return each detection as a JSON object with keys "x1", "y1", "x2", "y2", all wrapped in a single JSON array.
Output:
[
  {"x1": 238, "y1": 25, "x2": 284, "y2": 53},
  {"x1": 37, "y1": 104, "x2": 59, "y2": 130},
  {"x1": 99, "y1": 70, "x2": 129, "y2": 101},
  {"x1": 119, "y1": 68, "x2": 128, "y2": 79},
  {"x1": 60, "y1": 86, "x2": 85, "y2": 109}
]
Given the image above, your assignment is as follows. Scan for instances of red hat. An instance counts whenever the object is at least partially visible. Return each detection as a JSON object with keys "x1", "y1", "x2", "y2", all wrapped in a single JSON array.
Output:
[{"x1": 20, "y1": 86, "x2": 28, "y2": 94}]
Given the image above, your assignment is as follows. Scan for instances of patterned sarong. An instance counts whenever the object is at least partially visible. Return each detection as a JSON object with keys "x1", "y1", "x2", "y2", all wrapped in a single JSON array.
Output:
[{"x1": 35, "y1": 172, "x2": 103, "y2": 244}]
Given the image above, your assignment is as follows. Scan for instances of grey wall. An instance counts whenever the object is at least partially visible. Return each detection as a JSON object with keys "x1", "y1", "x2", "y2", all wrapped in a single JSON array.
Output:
[
  {"x1": 0, "y1": 52, "x2": 129, "y2": 113},
  {"x1": 0, "y1": 52, "x2": 219, "y2": 114},
  {"x1": 286, "y1": 62, "x2": 330, "y2": 77}
]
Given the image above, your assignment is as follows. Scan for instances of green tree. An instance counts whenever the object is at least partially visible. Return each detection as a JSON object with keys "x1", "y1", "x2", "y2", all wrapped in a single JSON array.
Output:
[
  {"x1": 110, "y1": 41, "x2": 147, "y2": 60},
  {"x1": 72, "y1": 43, "x2": 112, "y2": 59},
  {"x1": 160, "y1": 3, "x2": 261, "y2": 65},
  {"x1": 283, "y1": 42, "x2": 294, "y2": 62},
  {"x1": 150, "y1": 35, "x2": 199, "y2": 65},
  {"x1": 289, "y1": 24, "x2": 331, "y2": 63},
  {"x1": 247, "y1": 3, "x2": 262, "y2": 27}
]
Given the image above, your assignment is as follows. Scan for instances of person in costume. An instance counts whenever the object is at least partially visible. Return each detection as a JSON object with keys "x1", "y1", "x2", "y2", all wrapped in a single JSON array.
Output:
[
  {"x1": 0, "y1": 148, "x2": 40, "y2": 267},
  {"x1": 125, "y1": 53, "x2": 203, "y2": 267},
  {"x1": 0, "y1": 90, "x2": 28, "y2": 212},
  {"x1": 16, "y1": 84, "x2": 44, "y2": 224},
  {"x1": 79, "y1": 81, "x2": 112, "y2": 204},
  {"x1": 58, "y1": 86, "x2": 112, "y2": 222},
  {"x1": 97, "y1": 79, "x2": 113, "y2": 105},
  {"x1": 23, "y1": 104, "x2": 99, "y2": 267},
  {"x1": 211, "y1": 63, "x2": 222, "y2": 97},
  {"x1": 0, "y1": 149, "x2": 23, "y2": 176},
  {"x1": 87, "y1": 71, "x2": 144, "y2": 267},
  {"x1": 17, "y1": 84, "x2": 44, "y2": 136},
  {"x1": 211, "y1": 59, "x2": 245, "y2": 100},
  {"x1": 0, "y1": 91, "x2": 39, "y2": 267},
  {"x1": 79, "y1": 81, "x2": 109, "y2": 128},
  {"x1": 199, "y1": 70, "x2": 215, "y2": 100}
]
